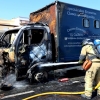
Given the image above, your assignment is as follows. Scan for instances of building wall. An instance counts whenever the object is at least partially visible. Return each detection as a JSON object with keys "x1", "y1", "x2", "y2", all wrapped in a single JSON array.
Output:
[
  {"x1": 0, "y1": 25, "x2": 14, "y2": 31},
  {"x1": 11, "y1": 17, "x2": 29, "y2": 26},
  {"x1": 0, "y1": 17, "x2": 29, "y2": 31},
  {"x1": 0, "y1": 19, "x2": 18, "y2": 31}
]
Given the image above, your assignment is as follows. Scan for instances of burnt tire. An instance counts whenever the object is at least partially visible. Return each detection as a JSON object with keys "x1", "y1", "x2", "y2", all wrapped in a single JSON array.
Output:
[
  {"x1": 30, "y1": 71, "x2": 48, "y2": 84},
  {"x1": 34, "y1": 71, "x2": 48, "y2": 82}
]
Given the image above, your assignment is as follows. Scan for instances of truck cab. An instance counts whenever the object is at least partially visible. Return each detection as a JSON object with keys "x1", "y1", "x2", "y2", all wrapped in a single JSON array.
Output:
[{"x1": 10, "y1": 22, "x2": 54, "y2": 81}]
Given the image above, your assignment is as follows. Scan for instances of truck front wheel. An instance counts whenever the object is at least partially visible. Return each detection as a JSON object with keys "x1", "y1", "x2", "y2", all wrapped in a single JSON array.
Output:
[{"x1": 30, "y1": 71, "x2": 48, "y2": 83}]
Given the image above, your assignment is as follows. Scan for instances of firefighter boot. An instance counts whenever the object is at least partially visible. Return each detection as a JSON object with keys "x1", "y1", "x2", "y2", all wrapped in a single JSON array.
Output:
[{"x1": 81, "y1": 94, "x2": 91, "y2": 100}]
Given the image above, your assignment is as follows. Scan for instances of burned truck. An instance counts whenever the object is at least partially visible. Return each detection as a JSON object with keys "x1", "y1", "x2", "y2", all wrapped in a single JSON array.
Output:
[
  {"x1": 0, "y1": 23, "x2": 54, "y2": 82},
  {"x1": 1, "y1": 1, "x2": 100, "y2": 83},
  {"x1": 9, "y1": 23, "x2": 54, "y2": 82}
]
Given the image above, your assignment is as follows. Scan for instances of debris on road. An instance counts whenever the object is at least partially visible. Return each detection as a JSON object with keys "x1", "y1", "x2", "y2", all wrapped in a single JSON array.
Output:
[
  {"x1": 59, "y1": 78, "x2": 69, "y2": 82},
  {"x1": 72, "y1": 81, "x2": 80, "y2": 84},
  {"x1": 0, "y1": 82, "x2": 13, "y2": 91}
]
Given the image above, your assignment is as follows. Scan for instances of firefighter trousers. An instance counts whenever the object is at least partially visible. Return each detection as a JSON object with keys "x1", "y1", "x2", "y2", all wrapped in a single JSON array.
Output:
[{"x1": 84, "y1": 62, "x2": 100, "y2": 97}]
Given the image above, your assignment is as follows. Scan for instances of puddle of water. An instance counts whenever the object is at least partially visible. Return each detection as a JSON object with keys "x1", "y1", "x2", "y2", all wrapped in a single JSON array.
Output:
[{"x1": 13, "y1": 80, "x2": 29, "y2": 89}]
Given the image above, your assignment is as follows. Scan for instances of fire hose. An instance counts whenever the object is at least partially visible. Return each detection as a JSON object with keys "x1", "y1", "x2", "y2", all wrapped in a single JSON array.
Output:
[{"x1": 22, "y1": 82, "x2": 100, "y2": 100}]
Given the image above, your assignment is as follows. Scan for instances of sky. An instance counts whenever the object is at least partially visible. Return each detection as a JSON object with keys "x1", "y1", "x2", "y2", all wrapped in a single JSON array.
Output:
[{"x1": 0, "y1": 0, "x2": 100, "y2": 20}]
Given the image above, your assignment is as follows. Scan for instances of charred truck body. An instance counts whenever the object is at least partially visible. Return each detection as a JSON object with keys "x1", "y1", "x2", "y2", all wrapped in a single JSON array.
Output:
[
  {"x1": 30, "y1": 1, "x2": 100, "y2": 62},
  {"x1": 27, "y1": 1, "x2": 100, "y2": 81},
  {"x1": 1, "y1": 1, "x2": 100, "y2": 82}
]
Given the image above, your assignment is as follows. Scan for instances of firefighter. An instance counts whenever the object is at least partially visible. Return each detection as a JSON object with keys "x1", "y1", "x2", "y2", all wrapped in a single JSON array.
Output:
[{"x1": 79, "y1": 38, "x2": 100, "y2": 99}]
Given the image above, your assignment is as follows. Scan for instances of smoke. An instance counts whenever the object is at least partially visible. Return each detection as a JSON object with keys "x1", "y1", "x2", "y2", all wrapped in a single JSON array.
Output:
[
  {"x1": 2, "y1": 74, "x2": 29, "y2": 89},
  {"x1": 13, "y1": 81, "x2": 29, "y2": 89},
  {"x1": 2, "y1": 74, "x2": 16, "y2": 85}
]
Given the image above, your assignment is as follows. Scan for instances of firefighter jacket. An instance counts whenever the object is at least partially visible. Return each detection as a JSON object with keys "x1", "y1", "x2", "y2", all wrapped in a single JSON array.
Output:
[{"x1": 79, "y1": 44, "x2": 100, "y2": 63}]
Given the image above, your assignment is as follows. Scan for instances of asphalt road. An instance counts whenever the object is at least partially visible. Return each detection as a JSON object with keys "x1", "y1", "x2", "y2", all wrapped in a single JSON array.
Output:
[{"x1": 0, "y1": 69, "x2": 100, "y2": 100}]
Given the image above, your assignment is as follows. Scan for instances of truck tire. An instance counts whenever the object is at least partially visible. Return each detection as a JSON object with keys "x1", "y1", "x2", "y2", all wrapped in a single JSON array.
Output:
[
  {"x1": 30, "y1": 71, "x2": 48, "y2": 83},
  {"x1": 34, "y1": 71, "x2": 48, "y2": 82}
]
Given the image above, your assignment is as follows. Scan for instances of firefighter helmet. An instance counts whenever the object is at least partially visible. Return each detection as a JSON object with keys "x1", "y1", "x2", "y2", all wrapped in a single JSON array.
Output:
[{"x1": 82, "y1": 38, "x2": 92, "y2": 46}]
